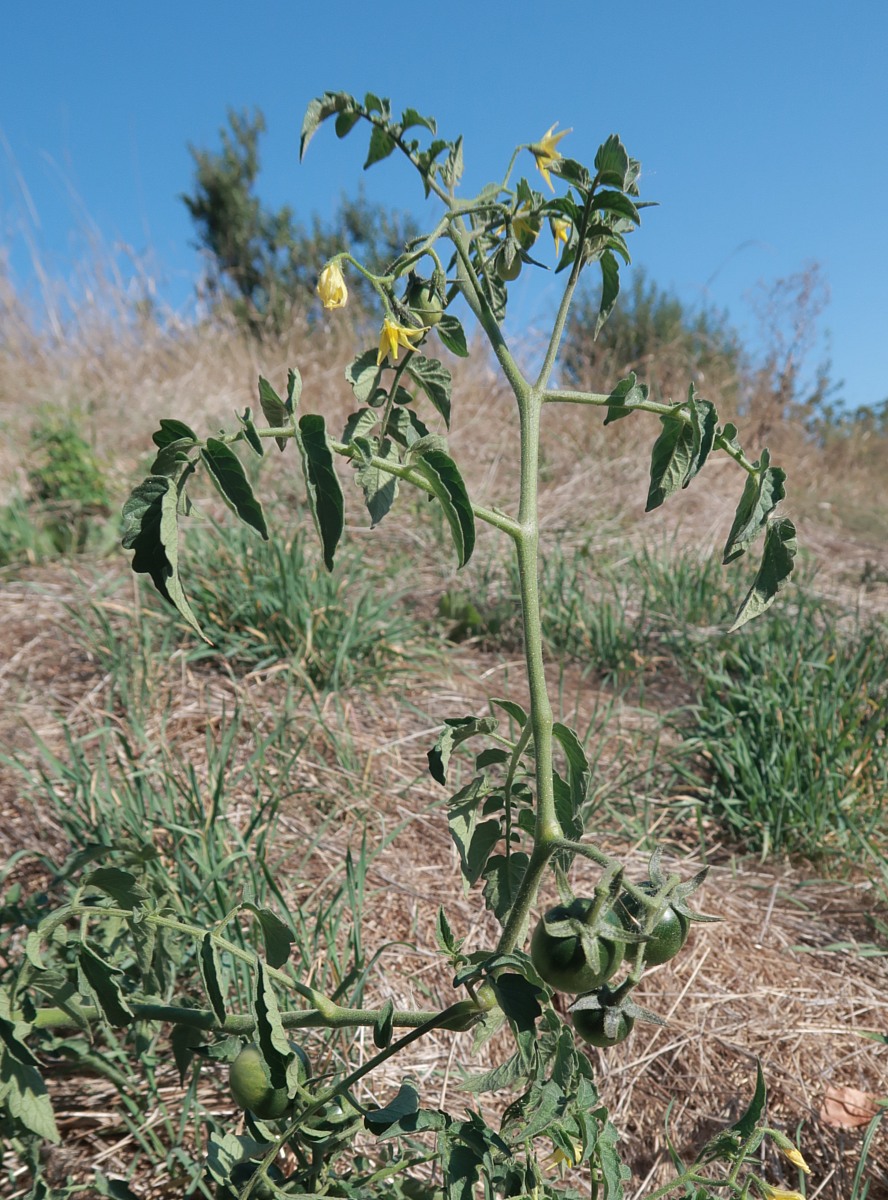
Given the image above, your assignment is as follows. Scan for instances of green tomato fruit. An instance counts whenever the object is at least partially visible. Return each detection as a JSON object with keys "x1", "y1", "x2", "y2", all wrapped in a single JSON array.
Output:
[
  {"x1": 617, "y1": 884, "x2": 690, "y2": 965},
  {"x1": 495, "y1": 248, "x2": 522, "y2": 281},
  {"x1": 572, "y1": 1002, "x2": 635, "y2": 1048},
  {"x1": 229, "y1": 1043, "x2": 308, "y2": 1120},
  {"x1": 405, "y1": 278, "x2": 444, "y2": 326},
  {"x1": 530, "y1": 898, "x2": 624, "y2": 994}
]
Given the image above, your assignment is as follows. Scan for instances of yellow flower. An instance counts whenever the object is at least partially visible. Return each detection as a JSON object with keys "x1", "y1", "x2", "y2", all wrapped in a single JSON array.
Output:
[
  {"x1": 780, "y1": 1146, "x2": 811, "y2": 1175},
  {"x1": 317, "y1": 261, "x2": 348, "y2": 310},
  {"x1": 760, "y1": 1185, "x2": 806, "y2": 1200},
  {"x1": 532, "y1": 123, "x2": 571, "y2": 190},
  {"x1": 377, "y1": 315, "x2": 427, "y2": 365},
  {"x1": 512, "y1": 202, "x2": 539, "y2": 247},
  {"x1": 550, "y1": 217, "x2": 570, "y2": 256}
]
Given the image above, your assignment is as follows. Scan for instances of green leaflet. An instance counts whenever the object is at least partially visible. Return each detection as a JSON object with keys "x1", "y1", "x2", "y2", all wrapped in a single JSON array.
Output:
[
  {"x1": 353, "y1": 436, "x2": 400, "y2": 528},
  {"x1": 258, "y1": 376, "x2": 290, "y2": 451},
  {"x1": 645, "y1": 390, "x2": 717, "y2": 511},
  {"x1": 405, "y1": 354, "x2": 452, "y2": 427},
  {"x1": 121, "y1": 476, "x2": 207, "y2": 641},
  {"x1": 428, "y1": 715, "x2": 499, "y2": 785},
  {"x1": 730, "y1": 517, "x2": 797, "y2": 631},
  {"x1": 296, "y1": 413, "x2": 344, "y2": 571},
  {"x1": 199, "y1": 934, "x2": 227, "y2": 1024},
  {"x1": 411, "y1": 447, "x2": 474, "y2": 567},
  {"x1": 200, "y1": 438, "x2": 269, "y2": 540},
  {"x1": 723, "y1": 449, "x2": 787, "y2": 563}
]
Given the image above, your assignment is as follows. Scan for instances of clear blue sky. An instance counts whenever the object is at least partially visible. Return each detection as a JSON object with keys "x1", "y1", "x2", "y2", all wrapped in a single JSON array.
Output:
[{"x1": 3, "y1": 1, "x2": 886, "y2": 409}]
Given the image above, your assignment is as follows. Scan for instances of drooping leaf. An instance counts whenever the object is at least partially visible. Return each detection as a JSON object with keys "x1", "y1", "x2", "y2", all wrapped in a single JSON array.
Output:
[
  {"x1": 150, "y1": 437, "x2": 193, "y2": 476},
  {"x1": 342, "y1": 408, "x2": 379, "y2": 444},
  {"x1": 490, "y1": 973, "x2": 543, "y2": 1066},
  {"x1": 729, "y1": 517, "x2": 797, "y2": 631},
  {"x1": 257, "y1": 376, "x2": 291, "y2": 452},
  {"x1": 481, "y1": 853, "x2": 530, "y2": 926},
  {"x1": 723, "y1": 449, "x2": 787, "y2": 563},
  {"x1": 645, "y1": 410, "x2": 695, "y2": 511},
  {"x1": 373, "y1": 998, "x2": 395, "y2": 1050},
  {"x1": 251, "y1": 959, "x2": 290, "y2": 1092},
  {"x1": 0, "y1": 1027, "x2": 60, "y2": 1142},
  {"x1": 78, "y1": 943, "x2": 133, "y2": 1027},
  {"x1": 199, "y1": 933, "x2": 227, "y2": 1025},
  {"x1": 436, "y1": 313, "x2": 469, "y2": 357},
  {"x1": 412, "y1": 447, "x2": 474, "y2": 567},
  {"x1": 405, "y1": 355, "x2": 452, "y2": 427},
  {"x1": 364, "y1": 124, "x2": 396, "y2": 169},
  {"x1": 428, "y1": 716, "x2": 499, "y2": 785},
  {"x1": 243, "y1": 905, "x2": 293, "y2": 970},
  {"x1": 400, "y1": 108, "x2": 436, "y2": 135},
  {"x1": 346, "y1": 350, "x2": 387, "y2": 406},
  {"x1": 448, "y1": 777, "x2": 501, "y2": 892},
  {"x1": 603, "y1": 373, "x2": 649, "y2": 425},
  {"x1": 353, "y1": 436, "x2": 400, "y2": 527},
  {"x1": 296, "y1": 414, "x2": 344, "y2": 571},
  {"x1": 238, "y1": 408, "x2": 265, "y2": 457},
  {"x1": 594, "y1": 1115, "x2": 630, "y2": 1198},
  {"x1": 300, "y1": 91, "x2": 356, "y2": 160},
  {"x1": 200, "y1": 439, "x2": 268, "y2": 539},
  {"x1": 595, "y1": 250, "x2": 620, "y2": 339},
  {"x1": 441, "y1": 136, "x2": 464, "y2": 189}
]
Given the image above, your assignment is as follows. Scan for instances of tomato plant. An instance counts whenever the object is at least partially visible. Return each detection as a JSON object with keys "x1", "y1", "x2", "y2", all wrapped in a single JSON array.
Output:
[{"x1": 2, "y1": 88, "x2": 803, "y2": 1200}]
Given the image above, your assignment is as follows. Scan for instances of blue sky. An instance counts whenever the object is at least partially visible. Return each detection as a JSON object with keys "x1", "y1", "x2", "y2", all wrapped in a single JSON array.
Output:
[{"x1": 3, "y1": 1, "x2": 886, "y2": 409}]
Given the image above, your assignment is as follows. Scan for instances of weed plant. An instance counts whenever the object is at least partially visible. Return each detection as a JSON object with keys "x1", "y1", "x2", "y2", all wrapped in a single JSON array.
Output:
[
  {"x1": 182, "y1": 520, "x2": 428, "y2": 688},
  {"x1": 674, "y1": 593, "x2": 888, "y2": 864}
]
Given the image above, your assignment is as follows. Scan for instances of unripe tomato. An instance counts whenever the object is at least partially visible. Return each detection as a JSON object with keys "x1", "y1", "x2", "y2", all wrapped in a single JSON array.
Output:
[
  {"x1": 228, "y1": 1042, "x2": 308, "y2": 1120},
  {"x1": 495, "y1": 248, "x2": 522, "y2": 281},
  {"x1": 530, "y1": 898, "x2": 624, "y2": 994},
  {"x1": 405, "y1": 278, "x2": 444, "y2": 326},
  {"x1": 616, "y1": 884, "x2": 689, "y2": 965},
  {"x1": 572, "y1": 1002, "x2": 635, "y2": 1048}
]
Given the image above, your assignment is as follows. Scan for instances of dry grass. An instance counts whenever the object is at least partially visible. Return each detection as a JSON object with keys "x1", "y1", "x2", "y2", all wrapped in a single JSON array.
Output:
[{"x1": 2, "y1": 289, "x2": 887, "y2": 1198}]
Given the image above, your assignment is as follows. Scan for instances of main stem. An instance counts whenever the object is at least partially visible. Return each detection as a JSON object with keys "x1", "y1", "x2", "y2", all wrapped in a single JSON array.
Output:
[{"x1": 496, "y1": 386, "x2": 562, "y2": 954}]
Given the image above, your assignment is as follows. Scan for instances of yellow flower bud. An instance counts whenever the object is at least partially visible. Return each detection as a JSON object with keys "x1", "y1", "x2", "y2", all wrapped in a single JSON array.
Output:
[
  {"x1": 317, "y1": 261, "x2": 348, "y2": 310},
  {"x1": 780, "y1": 1145, "x2": 811, "y2": 1175}
]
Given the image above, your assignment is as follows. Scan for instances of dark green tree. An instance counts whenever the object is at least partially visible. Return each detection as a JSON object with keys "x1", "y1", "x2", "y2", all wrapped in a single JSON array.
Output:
[{"x1": 182, "y1": 108, "x2": 419, "y2": 331}]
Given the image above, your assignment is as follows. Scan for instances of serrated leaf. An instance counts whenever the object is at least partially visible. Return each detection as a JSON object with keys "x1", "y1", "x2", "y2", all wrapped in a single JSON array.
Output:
[
  {"x1": 0, "y1": 1043, "x2": 60, "y2": 1142},
  {"x1": 355, "y1": 436, "x2": 400, "y2": 528},
  {"x1": 428, "y1": 716, "x2": 499, "y2": 785},
  {"x1": 365, "y1": 124, "x2": 395, "y2": 169},
  {"x1": 258, "y1": 376, "x2": 290, "y2": 451},
  {"x1": 401, "y1": 107, "x2": 436, "y2": 134},
  {"x1": 412, "y1": 447, "x2": 474, "y2": 566},
  {"x1": 152, "y1": 418, "x2": 197, "y2": 449},
  {"x1": 199, "y1": 933, "x2": 227, "y2": 1024},
  {"x1": 296, "y1": 414, "x2": 344, "y2": 571},
  {"x1": 244, "y1": 905, "x2": 293, "y2": 970},
  {"x1": 594, "y1": 1115, "x2": 629, "y2": 1198},
  {"x1": 78, "y1": 943, "x2": 133, "y2": 1026},
  {"x1": 405, "y1": 354, "x2": 452, "y2": 427},
  {"x1": 603, "y1": 372, "x2": 649, "y2": 425},
  {"x1": 300, "y1": 91, "x2": 355, "y2": 160},
  {"x1": 448, "y1": 777, "x2": 500, "y2": 892},
  {"x1": 729, "y1": 517, "x2": 797, "y2": 631},
  {"x1": 345, "y1": 349, "x2": 387, "y2": 406},
  {"x1": 645, "y1": 411, "x2": 695, "y2": 511},
  {"x1": 723, "y1": 450, "x2": 787, "y2": 563},
  {"x1": 462, "y1": 1051, "x2": 524, "y2": 1095},
  {"x1": 335, "y1": 109, "x2": 361, "y2": 139},
  {"x1": 436, "y1": 313, "x2": 469, "y2": 357},
  {"x1": 595, "y1": 250, "x2": 620, "y2": 338},
  {"x1": 200, "y1": 439, "x2": 268, "y2": 539},
  {"x1": 481, "y1": 853, "x2": 530, "y2": 925}
]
